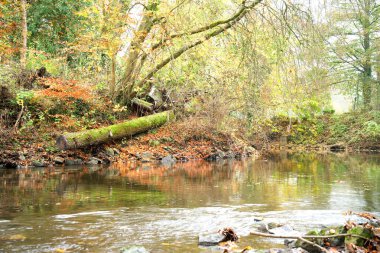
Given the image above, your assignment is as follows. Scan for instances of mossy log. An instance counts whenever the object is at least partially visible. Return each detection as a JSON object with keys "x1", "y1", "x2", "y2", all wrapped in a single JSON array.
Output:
[{"x1": 56, "y1": 110, "x2": 174, "y2": 150}]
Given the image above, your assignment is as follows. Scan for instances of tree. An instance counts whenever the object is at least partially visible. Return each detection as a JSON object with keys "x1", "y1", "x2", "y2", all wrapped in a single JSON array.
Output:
[
  {"x1": 27, "y1": 0, "x2": 85, "y2": 54},
  {"x1": 328, "y1": 0, "x2": 380, "y2": 109},
  {"x1": 116, "y1": 0, "x2": 264, "y2": 103},
  {"x1": 0, "y1": 0, "x2": 23, "y2": 63},
  {"x1": 72, "y1": 0, "x2": 130, "y2": 98},
  {"x1": 20, "y1": 0, "x2": 27, "y2": 69}
]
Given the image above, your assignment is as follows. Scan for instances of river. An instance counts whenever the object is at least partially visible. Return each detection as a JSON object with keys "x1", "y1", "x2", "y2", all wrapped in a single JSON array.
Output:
[{"x1": 0, "y1": 152, "x2": 379, "y2": 252}]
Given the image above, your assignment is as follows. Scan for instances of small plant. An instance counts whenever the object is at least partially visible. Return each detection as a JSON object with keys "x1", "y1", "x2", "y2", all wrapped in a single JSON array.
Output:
[
  {"x1": 361, "y1": 120, "x2": 380, "y2": 140},
  {"x1": 15, "y1": 90, "x2": 34, "y2": 106},
  {"x1": 331, "y1": 123, "x2": 348, "y2": 137}
]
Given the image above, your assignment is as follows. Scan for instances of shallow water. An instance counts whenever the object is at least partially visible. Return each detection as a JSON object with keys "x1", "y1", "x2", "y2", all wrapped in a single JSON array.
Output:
[{"x1": 0, "y1": 152, "x2": 379, "y2": 252}]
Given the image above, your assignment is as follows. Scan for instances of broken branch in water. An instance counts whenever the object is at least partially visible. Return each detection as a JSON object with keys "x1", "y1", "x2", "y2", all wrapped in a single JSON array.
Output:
[{"x1": 296, "y1": 236, "x2": 329, "y2": 253}]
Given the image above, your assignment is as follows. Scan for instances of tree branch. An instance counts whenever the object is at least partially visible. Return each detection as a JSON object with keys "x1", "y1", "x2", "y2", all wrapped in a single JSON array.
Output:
[
  {"x1": 137, "y1": 0, "x2": 263, "y2": 87},
  {"x1": 150, "y1": 0, "x2": 259, "y2": 51}
]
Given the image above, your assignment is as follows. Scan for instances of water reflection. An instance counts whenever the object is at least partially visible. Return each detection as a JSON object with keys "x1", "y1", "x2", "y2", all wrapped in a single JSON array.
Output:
[{"x1": 0, "y1": 153, "x2": 379, "y2": 252}]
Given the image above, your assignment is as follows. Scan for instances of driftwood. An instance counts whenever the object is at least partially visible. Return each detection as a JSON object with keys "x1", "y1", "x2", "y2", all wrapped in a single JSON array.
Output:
[{"x1": 56, "y1": 110, "x2": 174, "y2": 149}]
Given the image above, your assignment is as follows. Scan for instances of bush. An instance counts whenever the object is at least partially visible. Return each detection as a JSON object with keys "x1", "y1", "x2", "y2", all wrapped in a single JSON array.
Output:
[{"x1": 361, "y1": 120, "x2": 380, "y2": 140}]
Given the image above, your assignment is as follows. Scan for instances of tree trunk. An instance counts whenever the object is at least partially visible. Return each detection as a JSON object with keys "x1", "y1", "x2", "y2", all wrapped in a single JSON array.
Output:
[
  {"x1": 110, "y1": 53, "x2": 116, "y2": 99},
  {"x1": 376, "y1": 54, "x2": 380, "y2": 110},
  {"x1": 362, "y1": 0, "x2": 372, "y2": 109},
  {"x1": 20, "y1": 0, "x2": 27, "y2": 69},
  {"x1": 119, "y1": 4, "x2": 156, "y2": 102},
  {"x1": 56, "y1": 110, "x2": 174, "y2": 149}
]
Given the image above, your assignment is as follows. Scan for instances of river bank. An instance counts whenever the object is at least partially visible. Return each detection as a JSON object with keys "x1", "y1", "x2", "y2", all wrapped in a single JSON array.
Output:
[
  {"x1": 1, "y1": 118, "x2": 378, "y2": 169},
  {"x1": 0, "y1": 120, "x2": 258, "y2": 169}
]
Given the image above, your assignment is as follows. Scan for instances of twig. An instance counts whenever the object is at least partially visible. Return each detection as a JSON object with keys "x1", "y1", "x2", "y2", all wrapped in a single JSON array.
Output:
[
  {"x1": 297, "y1": 236, "x2": 328, "y2": 253},
  {"x1": 12, "y1": 104, "x2": 24, "y2": 133}
]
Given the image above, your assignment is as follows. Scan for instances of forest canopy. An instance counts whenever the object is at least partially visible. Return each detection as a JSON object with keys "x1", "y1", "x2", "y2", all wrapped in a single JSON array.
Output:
[{"x1": 0, "y1": 0, "x2": 379, "y2": 140}]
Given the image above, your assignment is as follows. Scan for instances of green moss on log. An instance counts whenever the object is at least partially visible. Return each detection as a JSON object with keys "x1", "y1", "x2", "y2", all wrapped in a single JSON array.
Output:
[{"x1": 57, "y1": 110, "x2": 174, "y2": 149}]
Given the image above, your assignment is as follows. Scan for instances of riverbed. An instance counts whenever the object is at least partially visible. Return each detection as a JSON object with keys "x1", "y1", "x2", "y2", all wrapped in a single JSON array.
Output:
[{"x1": 0, "y1": 152, "x2": 379, "y2": 252}]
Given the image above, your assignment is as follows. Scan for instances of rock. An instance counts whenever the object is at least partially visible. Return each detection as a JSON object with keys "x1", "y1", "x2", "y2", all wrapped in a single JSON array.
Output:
[
  {"x1": 148, "y1": 139, "x2": 160, "y2": 147},
  {"x1": 245, "y1": 146, "x2": 256, "y2": 154},
  {"x1": 65, "y1": 158, "x2": 83, "y2": 166},
  {"x1": 86, "y1": 157, "x2": 102, "y2": 165},
  {"x1": 258, "y1": 222, "x2": 283, "y2": 233},
  {"x1": 198, "y1": 232, "x2": 226, "y2": 246},
  {"x1": 199, "y1": 228, "x2": 238, "y2": 246},
  {"x1": 113, "y1": 148, "x2": 120, "y2": 155},
  {"x1": 32, "y1": 160, "x2": 45, "y2": 167},
  {"x1": 163, "y1": 146, "x2": 173, "y2": 152},
  {"x1": 178, "y1": 156, "x2": 189, "y2": 162},
  {"x1": 225, "y1": 151, "x2": 236, "y2": 159},
  {"x1": 105, "y1": 148, "x2": 115, "y2": 157},
  {"x1": 204, "y1": 149, "x2": 225, "y2": 161},
  {"x1": 120, "y1": 246, "x2": 149, "y2": 253},
  {"x1": 1, "y1": 161, "x2": 18, "y2": 168},
  {"x1": 160, "y1": 137, "x2": 173, "y2": 143},
  {"x1": 54, "y1": 156, "x2": 65, "y2": 164},
  {"x1": 161, "y1": 155, "x2": 176, "y2": 166},
  {"x1": 9, "y1": 234, "x2": 26, "y2": 241},
  {"x1": 254, "y1": 217, "x2": 264, "y2": 222},
  {"x1": 18, "y1": 154, "x2": 26, "y2": 161},
  {"x1": 103, "y1": 157, "x2": 111, "y2": 164},
  {"x1": 141, "y1": 152, "x2": 153, "y2": 163},
  {"x1": 268, "y1": 225, "x2": 300, "y2": 236},
  {"x1": 270, "y1": 248, "x2": 308, "y2": 253}
]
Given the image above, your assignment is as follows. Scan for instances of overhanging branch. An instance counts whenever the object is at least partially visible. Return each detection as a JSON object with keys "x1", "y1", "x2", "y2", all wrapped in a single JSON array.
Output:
[
  {"x1": 137, "y1": 0, "x2": 264, "y2": 87},
  {"x1": 150, "y1": 0, "x2": 261, "y2": 51}
]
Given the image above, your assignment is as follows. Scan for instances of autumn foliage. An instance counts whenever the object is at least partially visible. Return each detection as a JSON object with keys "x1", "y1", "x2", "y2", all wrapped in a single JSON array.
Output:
[{"x1": 36, "y1": 77, "x2": 92, "y2": 101}]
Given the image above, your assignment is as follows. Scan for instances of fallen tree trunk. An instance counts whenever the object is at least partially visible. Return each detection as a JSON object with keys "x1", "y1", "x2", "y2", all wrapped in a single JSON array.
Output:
[{"x1": 56, "y1": 110, "x2": 174, "y2": 150}]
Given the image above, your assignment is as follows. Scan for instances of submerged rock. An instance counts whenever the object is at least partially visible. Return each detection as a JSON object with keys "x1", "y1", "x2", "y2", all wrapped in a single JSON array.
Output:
[
  {"x1": 105, "y1": 147, "x2": 115, "y2": 157},
  {"x1": 268, "y1": 225, "x2": 300, "y2": 236},
  {"x1": 120, "y1": 246, "x2": 149, "y2": 253},
  {"x1": 140, "y1": 152, "x2": 153, "y2": 162},
  {"x1": 32, "y1": 160, "x2": 46, "y2": 167},
  {"x1": 54, "y1": 156, "x2": 65, "y2": 164},
  {"x1": 18, "y1": 154, "x2": 26, "y2": 161},
  {"x1": 65, "y1": 158, "x2": 83, "y2": 166},
  {"x1": 199, "y1": 227, "x2": 238, "y2": 246},
  {"x1": 86, "y1": 157, "x2": 102, "y2": 165},
  {"x1": 198, "y1": 232, "x2": 226, "y2": 246},
  {"x1": 161, "y1": 155, "x2": 176, "y2": 166},
  {"x1": 204, "y1": 149, "x2": 225, "y2": 161}
]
